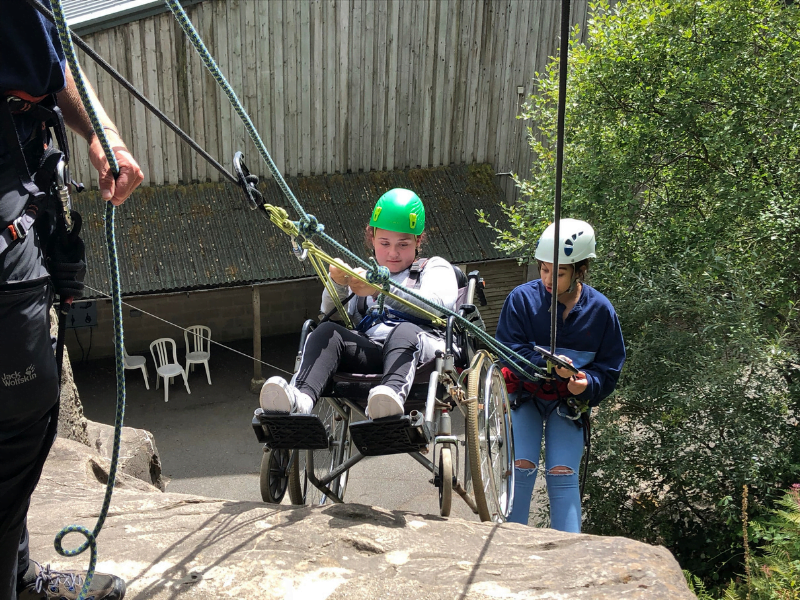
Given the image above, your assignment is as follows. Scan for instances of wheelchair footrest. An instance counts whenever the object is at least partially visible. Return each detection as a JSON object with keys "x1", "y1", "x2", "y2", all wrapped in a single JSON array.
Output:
[
  {"x1": 252, "y1": 409, "x2": 329, "y2": 449},
  {"x1": 349, "y1": 413, "x2": 431, "y2": 456}
]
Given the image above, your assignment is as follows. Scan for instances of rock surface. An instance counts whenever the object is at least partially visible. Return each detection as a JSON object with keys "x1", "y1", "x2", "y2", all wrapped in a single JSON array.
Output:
[
  {"x1": 52, "y1": 306, "x2": 90, "y2": 445},
  {"x1": 86, "y1": 421, "x2": 166, "y2": 491},
  {"x1": 29, "y1": 438, "x2": 695, "y2": 600}
]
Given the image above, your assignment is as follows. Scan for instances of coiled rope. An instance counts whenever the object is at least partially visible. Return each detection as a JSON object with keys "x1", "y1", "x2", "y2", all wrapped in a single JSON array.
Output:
[
  {"x1": 164, "y1": 0, "x2": 547, "y2": 381},
  {"x1": 50, "y1": 1, "x2": 127, "y2": 598}
]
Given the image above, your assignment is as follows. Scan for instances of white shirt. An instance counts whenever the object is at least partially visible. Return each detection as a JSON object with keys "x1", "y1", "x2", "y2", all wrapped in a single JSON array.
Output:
[{"x1": 320, "y1": 256, "x2": 458, "y2": 342}]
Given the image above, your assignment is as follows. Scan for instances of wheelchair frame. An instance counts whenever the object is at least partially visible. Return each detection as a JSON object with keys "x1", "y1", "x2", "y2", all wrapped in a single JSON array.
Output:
[{"x1": 254, "y1": 272, "x2": 516, "y2": 522}]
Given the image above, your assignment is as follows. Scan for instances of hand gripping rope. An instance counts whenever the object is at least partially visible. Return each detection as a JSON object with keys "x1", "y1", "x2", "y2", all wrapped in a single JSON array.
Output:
[
  {"x1": 165, "y1": 0, "x2": 549, "y2": 383},
  {"x1": 48, "y1": 2, "x2": 127, "y2": 598}
]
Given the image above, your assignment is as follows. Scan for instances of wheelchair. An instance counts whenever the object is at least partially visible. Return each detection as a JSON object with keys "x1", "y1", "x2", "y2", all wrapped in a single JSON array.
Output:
[{"x1": 252, "y1": 270, "x2": 516, "y2": 522}]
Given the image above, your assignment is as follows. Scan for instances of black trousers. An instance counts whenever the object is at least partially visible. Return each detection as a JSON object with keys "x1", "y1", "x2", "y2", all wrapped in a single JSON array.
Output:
[
  {"x1": 0, "y1": 160, "x2": 60, "y2": 600},
  {"x1": 294, "y1": 320, "x2": 425, "y2": 404}
]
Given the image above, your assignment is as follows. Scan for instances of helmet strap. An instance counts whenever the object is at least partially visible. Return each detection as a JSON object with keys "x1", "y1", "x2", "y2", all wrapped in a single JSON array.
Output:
[{"x1": 566, "y1": 277, "x2": 578, "y2": 294}]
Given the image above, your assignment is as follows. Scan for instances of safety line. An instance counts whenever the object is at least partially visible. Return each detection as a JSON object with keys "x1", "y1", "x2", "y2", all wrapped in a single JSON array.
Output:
[
  {"x1": 83, "y1": 284, "x2": 294, "y2": 376},
  {"x1": 50, "y1": 2, "x2": 126, "y2": 597},
  {"x1": 549, "y1": 0, "x2": 572, "y2": 356},
  {"x1": 25, "y1": 0, "x2": 238, "y2": 185}
]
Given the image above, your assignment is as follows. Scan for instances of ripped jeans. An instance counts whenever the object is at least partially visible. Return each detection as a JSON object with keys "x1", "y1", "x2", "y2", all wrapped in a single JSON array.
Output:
[{"x1": 507, "y1": 397, "x2": 585, "y2": 532}]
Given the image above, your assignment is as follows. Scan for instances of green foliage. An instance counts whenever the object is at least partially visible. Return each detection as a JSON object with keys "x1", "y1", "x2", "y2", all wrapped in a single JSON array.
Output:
[
  {"x1": 490, "y1": 0, "x2": 800, "y2": 588},
  {"x1": 685, "y1": 570, "x2": 739, "y2": 600},
  {"x1": 747, "y1": 485, "x2": 800, "y2": 599}
]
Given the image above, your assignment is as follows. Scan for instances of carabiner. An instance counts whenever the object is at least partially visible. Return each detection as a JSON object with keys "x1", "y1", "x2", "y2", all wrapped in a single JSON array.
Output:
[
  {"x1": 556, "y1": 398, "x2": 583, "y2": 421},
  {"x1": 55, "y1": 159, "x2": 73, "y2": 233},
  {"x1": 233, "y1": 151, "x2": 261, "y2": 211},
  {"x1": 290, "y1": 237, "x2": 308, "y2": 261}
]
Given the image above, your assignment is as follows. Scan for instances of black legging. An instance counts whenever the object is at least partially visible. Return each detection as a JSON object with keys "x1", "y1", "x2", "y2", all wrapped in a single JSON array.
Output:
[{"x1": 294, "y1": 320, "x2": 425, "y2": 404}]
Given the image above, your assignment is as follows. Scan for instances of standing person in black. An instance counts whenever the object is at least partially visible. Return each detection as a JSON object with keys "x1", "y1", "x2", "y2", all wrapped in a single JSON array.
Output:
[{"x1": 0, "y1": 2, "x2": 144, "y2": 599}]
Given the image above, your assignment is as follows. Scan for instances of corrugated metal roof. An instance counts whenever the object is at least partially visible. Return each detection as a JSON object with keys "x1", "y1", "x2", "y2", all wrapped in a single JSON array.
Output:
[
  {"x1": 62, "y1": 0, "x2": 203, "y2": 35},
  {"x1": 79, "y1": 164, "x2": 511, "y2": 298}
]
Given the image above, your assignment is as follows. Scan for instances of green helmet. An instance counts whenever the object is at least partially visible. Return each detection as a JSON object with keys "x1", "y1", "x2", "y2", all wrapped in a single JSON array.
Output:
[{"x1": 369, "y1": 188, "x2": 425, "y2": 235}]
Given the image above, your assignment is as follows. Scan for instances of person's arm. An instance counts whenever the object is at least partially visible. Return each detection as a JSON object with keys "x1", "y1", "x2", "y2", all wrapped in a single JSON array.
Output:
[
  {"x1": 57, "y1": 64, "x2": 143, "y2": 205},
  {"x1": 320, "y1": 282, "x2": 352, "y2": 315},
  {"x1": 569, "y1": 309, "x2": 625, "y2": 406},
  {"x1": 495, "y1": 287, "x2": 549, "y2": 379},
  {"x1": 385, "y1": 257, "x2": 458, "y2": 316}
]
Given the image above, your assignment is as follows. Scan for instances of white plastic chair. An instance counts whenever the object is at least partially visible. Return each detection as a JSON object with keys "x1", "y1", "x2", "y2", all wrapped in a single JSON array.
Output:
[
  {"x1": 149, "y1": 338, "x2": 191, "y2": 402},
  {"x1": 184, "y1": 325, "x2": 212, "y2": 385},
  {"x1": 123, "y1": 347, "x2": 149, "y2": 390}
]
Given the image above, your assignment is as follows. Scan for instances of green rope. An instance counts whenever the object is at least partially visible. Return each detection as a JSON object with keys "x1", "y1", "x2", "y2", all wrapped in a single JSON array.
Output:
[
  {"x1": 164, "y1": 0, "x2": 544, "y2": 379},
  {"x1": 50, "y1": 2, "x2": 126, "y2": 598}
]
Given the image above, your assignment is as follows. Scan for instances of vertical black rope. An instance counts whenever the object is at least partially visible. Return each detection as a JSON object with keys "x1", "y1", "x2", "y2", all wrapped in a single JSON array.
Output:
[{"x1": 550, "y1": 0, "x2": 571, "y2": 355}]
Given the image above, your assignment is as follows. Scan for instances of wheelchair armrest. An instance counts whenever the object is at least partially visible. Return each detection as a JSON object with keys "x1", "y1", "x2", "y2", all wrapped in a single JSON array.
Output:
[
  {"x1": 445, "y1": 315, "x2": 457, "y2": 354},
  {"x1": 467, "y1": 270, "x2": 487, "y2": 306},
  {"x1": 298, "y1": 319, "x2": 317, "y2": 355}
]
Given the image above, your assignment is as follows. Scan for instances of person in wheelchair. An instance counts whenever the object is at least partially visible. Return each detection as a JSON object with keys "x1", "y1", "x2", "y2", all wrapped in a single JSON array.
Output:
[
  {"x1": 495, "y1": 218, "x2": 625, "y2": 531},
  {"x1": 259, "y1": 188, "x2": 459, "y2": 420}
]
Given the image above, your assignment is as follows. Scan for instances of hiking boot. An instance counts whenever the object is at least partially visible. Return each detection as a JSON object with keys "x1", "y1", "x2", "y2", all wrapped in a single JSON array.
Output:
[
  {"x1": 366, "y1": 385, "x2": 404, "y2": 419},
  {"x1": 259, "y1": 376, "x2": 313, "y2": 414},
  {"x1": 17, "y1": 561, "x2": 126, "y2": 600}
]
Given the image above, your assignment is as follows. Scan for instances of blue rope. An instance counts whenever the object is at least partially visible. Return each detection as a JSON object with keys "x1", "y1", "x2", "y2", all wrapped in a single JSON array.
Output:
[
  {"x1": 51, "y1": 2, "x2": 126, "y2": 598},
  {"x1": 164, "y1": 0, "x2": 545, "y2": 380}
]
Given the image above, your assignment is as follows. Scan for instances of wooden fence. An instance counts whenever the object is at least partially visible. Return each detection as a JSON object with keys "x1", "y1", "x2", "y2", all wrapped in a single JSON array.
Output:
[{"x1": 67, "y1": 0, "x2": 591, "y2": 201}]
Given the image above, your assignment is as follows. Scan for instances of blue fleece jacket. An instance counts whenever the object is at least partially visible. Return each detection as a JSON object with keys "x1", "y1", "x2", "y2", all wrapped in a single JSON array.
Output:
[{"x1": 495, "y1": 280, "x2": 625, "y2": 407}]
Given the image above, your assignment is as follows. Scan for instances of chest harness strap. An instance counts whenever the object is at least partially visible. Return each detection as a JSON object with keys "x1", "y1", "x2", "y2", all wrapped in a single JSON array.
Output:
[
  {"x1": 0, "y1": 93, "x2": 75, "y2": 255},
  {"x1": 355, "y1": 258, "x2": 434, "y2": 332}
]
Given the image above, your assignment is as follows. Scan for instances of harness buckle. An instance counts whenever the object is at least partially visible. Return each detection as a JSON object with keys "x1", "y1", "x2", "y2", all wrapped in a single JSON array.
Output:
[
  {"x1": 5, "y1": 95, "x2": 32, "y2": 115},
  {"x1": 8, "y1": 216, "x2": 27, "y2": 241}
]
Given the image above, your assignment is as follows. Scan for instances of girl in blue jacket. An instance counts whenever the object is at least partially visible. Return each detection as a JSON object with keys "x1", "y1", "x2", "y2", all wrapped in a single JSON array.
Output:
[{"x1": 495, "y1": 219, "x2": 625, "y2": 531}]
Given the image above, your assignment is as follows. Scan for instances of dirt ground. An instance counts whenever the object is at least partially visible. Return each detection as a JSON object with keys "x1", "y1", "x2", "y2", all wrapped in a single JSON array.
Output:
[{"x1": 71, "y1": 334, "x2": 480, "y2": 520}]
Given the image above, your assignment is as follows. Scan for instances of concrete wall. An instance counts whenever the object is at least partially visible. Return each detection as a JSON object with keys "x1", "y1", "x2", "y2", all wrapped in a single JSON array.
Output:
[
  {"x1": 66, "y1": 259, "x2": 526, "y2": 362},
  {"x1": 66, "y1": 277, "x2": 323, "y2": 362}
]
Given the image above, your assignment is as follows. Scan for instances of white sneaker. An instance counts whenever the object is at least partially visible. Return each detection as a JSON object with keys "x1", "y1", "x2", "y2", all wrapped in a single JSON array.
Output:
[
  {"x1": 366, "y1": 385, "x2": 404, "y2": 419},
  {"x1": 260, "y1": 377, "x2": 313, "y2": 414}
]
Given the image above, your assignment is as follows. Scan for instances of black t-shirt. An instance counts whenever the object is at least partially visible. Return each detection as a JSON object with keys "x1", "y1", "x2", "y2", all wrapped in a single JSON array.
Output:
[
  {"x1": 0, "y1": 0, "x2": 66, "y2": 153},
  {"x1": 0, "y1": 0, "x2": 65, "y2": 283}
]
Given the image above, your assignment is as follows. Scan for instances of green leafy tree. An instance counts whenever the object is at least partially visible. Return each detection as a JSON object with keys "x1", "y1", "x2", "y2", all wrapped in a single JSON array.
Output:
[{"x1": 484, "y1": 0, "x2": 800, "y2": 586}]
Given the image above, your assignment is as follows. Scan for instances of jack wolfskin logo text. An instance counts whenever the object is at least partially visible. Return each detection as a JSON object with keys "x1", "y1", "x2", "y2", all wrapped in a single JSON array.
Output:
[{"x1": 2, "y1": 365, "x2": 37, "y2": 387}]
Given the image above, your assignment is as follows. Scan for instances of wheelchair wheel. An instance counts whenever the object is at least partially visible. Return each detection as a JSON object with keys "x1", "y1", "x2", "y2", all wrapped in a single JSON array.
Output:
[
  {"x1": 288, "y1": 398, "x2": 350, "y2": 505},
  {"x1": 466, "y1": 350, "x2": 515, "y2": 522},
  {"x1": 438, "y1": 446, "x2": 453, "y2": 517},
  {"x1": 259, "y1": 447, "x2": 290, "y2": 504},
  {"x1": 483, "y1": 361, "x2": 515, "y2": 521}
]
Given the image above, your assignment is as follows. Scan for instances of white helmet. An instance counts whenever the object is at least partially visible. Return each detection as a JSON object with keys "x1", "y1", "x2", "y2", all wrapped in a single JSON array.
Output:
[{"x1": 534, "y1": 218, "x2": 597, "y2": 264}]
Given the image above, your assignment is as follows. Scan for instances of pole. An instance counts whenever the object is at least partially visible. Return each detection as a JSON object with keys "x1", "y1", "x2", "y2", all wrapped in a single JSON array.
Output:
[
  {"x1": 550, "y1": 0, "x2": 571, "y2": 355},
  {"x1": 249, "y1": 285, "x2": 265, "y2": 393}
]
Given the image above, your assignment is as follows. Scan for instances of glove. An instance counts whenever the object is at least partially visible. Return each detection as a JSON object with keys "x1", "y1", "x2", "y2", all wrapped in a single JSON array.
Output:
[{"x1": 48, "y1": 210, "x2": 87, "y2": 300}]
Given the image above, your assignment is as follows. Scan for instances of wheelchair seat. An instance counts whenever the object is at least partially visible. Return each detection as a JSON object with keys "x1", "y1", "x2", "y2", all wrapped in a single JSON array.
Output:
[{"x1": 324, "y1": 359, "x2": 437, "y2": 413}]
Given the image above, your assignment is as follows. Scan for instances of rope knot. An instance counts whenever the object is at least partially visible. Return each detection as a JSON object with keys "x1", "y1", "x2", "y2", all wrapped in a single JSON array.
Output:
[
  {"x1": 298, "y1": 214, "x2": 324, "y2": 237},
  {"x1": 366, "y1": 258, "x2": 391, "y2": 286}
]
